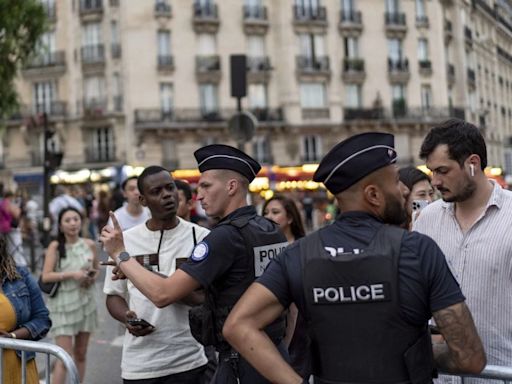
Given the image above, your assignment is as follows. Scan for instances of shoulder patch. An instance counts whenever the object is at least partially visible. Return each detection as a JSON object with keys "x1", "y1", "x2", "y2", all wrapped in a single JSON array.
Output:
[{"x1": 191, "y1": 241, "x2": 209, "y2": 262}]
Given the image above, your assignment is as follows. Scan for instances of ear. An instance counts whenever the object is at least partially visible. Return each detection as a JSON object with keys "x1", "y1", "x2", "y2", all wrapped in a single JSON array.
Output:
[
  {"x1": 226, "y1": 178, "x2": 238, "y2": 196},
  {"x1": 363, "y1": 184, "x2": 382, "y2": 208},
  {"x1": 466, "y1": 154, "x2": 481, "y2": 171},
  {"x1": 139, "y1": 195, "x2": 147, "y2": 207}
]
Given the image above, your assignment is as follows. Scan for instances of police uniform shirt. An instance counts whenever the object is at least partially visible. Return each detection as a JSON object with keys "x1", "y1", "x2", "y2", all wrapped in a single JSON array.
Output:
[
  {"x1": 181, "y1": 206, "x2": 258, "y2": 291},
  {"x1": 257, "y1": 212, "x2": 465, "y2": 326}
]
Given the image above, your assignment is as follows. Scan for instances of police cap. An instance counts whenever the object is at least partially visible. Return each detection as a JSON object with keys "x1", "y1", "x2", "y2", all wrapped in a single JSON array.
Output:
[
  {"x1": 313, "y1": 132, "x2": 397, "y2": 194},
  {"x1": 194, "y1": 144, "x2": 261, "y2": 182}
]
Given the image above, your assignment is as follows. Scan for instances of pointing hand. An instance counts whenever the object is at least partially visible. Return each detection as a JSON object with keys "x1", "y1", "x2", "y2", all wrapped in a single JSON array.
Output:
[{"x1": 99, "y1": 212, "x2": 126, "y2": 261}]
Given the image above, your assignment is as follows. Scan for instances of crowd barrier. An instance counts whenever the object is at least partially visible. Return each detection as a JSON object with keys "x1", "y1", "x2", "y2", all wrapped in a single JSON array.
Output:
[
  {"x1": 0, "y1": 338, "x2": 79, "y2": 384},
  {"x1": 440, "y1": 365, "x2": 512, "y2": 383}
]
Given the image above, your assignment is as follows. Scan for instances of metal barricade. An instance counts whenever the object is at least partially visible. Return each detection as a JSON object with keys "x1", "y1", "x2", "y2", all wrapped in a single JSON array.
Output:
[
  {"x1": 0, "y1": 338, "x2": 79, "y2": 384},
  {"x1": 441, "y1": 365, "x2": 512, "y2": 383}
]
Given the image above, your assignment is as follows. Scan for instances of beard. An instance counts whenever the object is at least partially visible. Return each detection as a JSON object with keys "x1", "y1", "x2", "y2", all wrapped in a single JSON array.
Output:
[
  {"x1": 382, "y1": 192, "x2": 409, "y2": 226},
  {"x1": 442, "y1": 175, "x2": 477, "y2": 203}
]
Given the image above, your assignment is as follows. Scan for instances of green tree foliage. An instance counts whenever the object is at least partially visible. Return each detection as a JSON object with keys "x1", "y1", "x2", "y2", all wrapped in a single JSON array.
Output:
[{"x1": 0, "y1": 0, "x2": 47, "y2": 119}]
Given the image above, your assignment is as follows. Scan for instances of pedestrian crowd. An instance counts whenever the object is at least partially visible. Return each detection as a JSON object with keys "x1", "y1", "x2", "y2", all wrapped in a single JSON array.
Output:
[{"x1": 1, "y1": 118, "x2": 510, "y2": 384}]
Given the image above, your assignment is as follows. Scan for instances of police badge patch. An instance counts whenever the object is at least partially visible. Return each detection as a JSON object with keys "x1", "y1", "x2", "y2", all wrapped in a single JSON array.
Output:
[{"x1": 191, "y1": 242, "x2": 209, "y2": 262}]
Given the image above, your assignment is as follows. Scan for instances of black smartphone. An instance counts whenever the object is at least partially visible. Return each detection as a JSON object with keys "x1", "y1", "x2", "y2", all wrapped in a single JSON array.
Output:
[
  {"x1": 127, "y1": 318, "x2": 153, "y2": 328},
  {"x1": 86, "y1": 269, "x2": 97, "y2": 278}
]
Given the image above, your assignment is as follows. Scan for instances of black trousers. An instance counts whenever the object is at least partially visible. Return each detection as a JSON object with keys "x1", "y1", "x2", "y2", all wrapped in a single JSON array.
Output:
[
  {"x1": 211, "y1": 342, "x2": 289, "y2": 384},
  {"x1": 123, "y1": 364, "x2": 207, "y2": 384}
]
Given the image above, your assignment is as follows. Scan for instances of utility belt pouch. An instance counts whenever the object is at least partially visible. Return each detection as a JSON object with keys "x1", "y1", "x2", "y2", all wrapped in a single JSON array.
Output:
[
  {"x1": 188, "y1": 305, "x2": 217, "y2": 346},
  {"x1": 403, "y1": 332, "x2": 435, "y2": 384}
]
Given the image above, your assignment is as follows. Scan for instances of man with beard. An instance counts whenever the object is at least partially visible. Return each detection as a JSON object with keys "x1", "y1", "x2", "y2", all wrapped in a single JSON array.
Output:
[
  {"x1": 414, "y1": 119, "x2": 512, "y2": 383},
  {"x1": 223, "y1": 132, "x2": 486, "y2": 384}
]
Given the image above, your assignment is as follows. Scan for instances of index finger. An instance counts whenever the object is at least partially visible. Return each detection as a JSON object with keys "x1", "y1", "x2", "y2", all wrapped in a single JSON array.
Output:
[{"x1": 109, "y1": 211, "x2": 122, "y2": 231}]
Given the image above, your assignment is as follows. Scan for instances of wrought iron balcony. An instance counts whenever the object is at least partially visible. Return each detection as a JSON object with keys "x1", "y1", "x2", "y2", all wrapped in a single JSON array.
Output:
[
  {"x1": 342, "y1": 58, "x2": 365, "y2": 83},
  {"x1": 392, "y1": 99, "x2": 407, "y2": 118},
  {"x1": 196, "y1": 55, "x2": 220, "y2": 72},
  {"x1": 243, "y1": 5, "x2": 269, "y2": 34},
  {"x1": 79, "y1": 0, "x2": 103, "y2": 16},
  {"x1": 296, "y1": 56, "x2": 330, "y2": 72},
  {"x1": 388, "y1": 58, "x2": 410, "y2": 83},
  {"x1": 385, "y1": 12, "x2": 407, "y2": 36},
  {"x1": 157, "y1": 55, "x2": 174, "y2": 71},
  {"x1": 344, "y1": 107, "x2": 384, "y2": 121},
  {"x1": 81, "y1": 44, "x2": 105, "y2": 64},
  {"x1": 25, "y1": 51, "x2": 65, "y2": 69},
  {"x1": 302, "y1": 108, "x2": 330, "y2": 120},
  {"x1": 83, "y1": 98, "x2": 108, "y2": 118},
  {"x1": 249, "y1": 108, "x2": 283, "y2": 122},
  {"x1": 155, "y1": 1, "x2": 172, "y2": 17},
  {"x1": 293, "y1": 5, "x2": 327, "y2": 21},
  {"x1": 339, "y1": 10, "x2": 363, "y2": 33},
  {"x1": 419, "y1": 59, "x2": 432, "y2": 75},
  {"x1": 247, "y1": 56, "x2": 271, "y2": 72},
  {"x1": 192, "y1": 2, "x2": 219, "y2": 33},
  {"x1": 33, "y1": 101, "x2": 67, "y2": 117},
  {"x1": 416, "y1": 15, "x2": 429, "y2": 28}
]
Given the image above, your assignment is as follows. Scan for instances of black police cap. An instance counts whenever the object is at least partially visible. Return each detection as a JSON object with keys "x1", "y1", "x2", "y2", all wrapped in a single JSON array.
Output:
[
  {"x1": 313, "y1": 132, "x2": 397, "y2": 194},
  {"x1": 194, "y1": 144, "x2": 261, "y2": 182}
]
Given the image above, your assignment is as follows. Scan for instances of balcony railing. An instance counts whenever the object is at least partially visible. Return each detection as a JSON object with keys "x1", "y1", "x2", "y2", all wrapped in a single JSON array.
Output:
[
  {"x1": 83, "y1": 98, "x2": 108, "y2": 117},
  {"x1": 293, "y1": 5, "x2": 327, "y2": 21},
  {"x1": 467, "y1": 68, "x2": 476, "y2": 83},
  {"x1": 344, "y1": 106, "x2": 467, "y2": 121},
  {"x1": 392, "y1": 99, "x2": 407, "y2": 117},
  {"x1": 25, "y1": 51, "x2": 65, "y2": 68},
  {"x1": 340, "y1": 9, "x2": 362, "y2": 24},
  {"x1": 193, "y1": 2, "x2": 218, "y2": 18},
  {"x1": 247, "y1": 56, "x2": 271, "y2": 71},
  {"x1": 79, "y1": 0, "x2": 103, "y2": 14},
  {"x1": 243, "y1": 5, "x2": 267, "y2": 20},
  {"x1": 465, "y1": 26, "x2": 473, "y2": 43},
  {"x1": 196, "y1": 55, "x2": 220, "y2": 72},
  {"x1": 416, "y1": 15, "x2": 429, "y2": 27},
  {"x1": 296, "y1": 56, "x2": 330, "y2": 71},
  {"x1": 419, "y1": 59, "x2": 432, "y2": 71},
  {"x1": 81, "y1": 44, "x2": 105, "y2": 64},
  {"x1": 249, "y1": 108, "x2": 283, "y2": 122},
  {"x1": 111, "y1": 43, "x2": 121, "y2": 58},
  {"x1": 388, "y1": 58, "x2": 409, "y2": 72},
  {"x1": 302, "y1": 108, "x2": 330, "y2": 119},
  {"x1": 155, "y1": 1, "x2": 172, "y2": 17},
  {"x1": 344, "y1": 107, "x2": 384, "y2": 120},
  {"x1": 385, "y1": 12, "x2": 406, "y2": 26},
  {"x1": 33, "y1": 101, "x2": 67, "y2": 116},
  {"x1": 158, "y1": 55, "x2": 174, "y2": 70},
  {"x1": 343, "y1": 58, "x2": 365, "y2": 72}
]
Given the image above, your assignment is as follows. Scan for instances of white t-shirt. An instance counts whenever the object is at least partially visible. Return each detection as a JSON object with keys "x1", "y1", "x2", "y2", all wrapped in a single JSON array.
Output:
[
  {"x1": 109, "y1": 204, "x2": 151, "y2": 231},
  {"x1": 103, "y1": 218, "x2": 209, "y2": 380}
]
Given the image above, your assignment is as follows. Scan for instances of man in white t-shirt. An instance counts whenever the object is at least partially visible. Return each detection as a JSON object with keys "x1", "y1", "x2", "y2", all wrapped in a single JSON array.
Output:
[
  {"x1": 109, "y1": 176, "x2": 150, "y2": 231},
  {"x1": 103, "y1": 166, "x2": 209, "y2": 384}
]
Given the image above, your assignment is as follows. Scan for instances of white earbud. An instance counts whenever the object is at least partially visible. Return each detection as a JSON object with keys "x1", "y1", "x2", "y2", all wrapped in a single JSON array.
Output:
[{"x1": 470, "y1": 164, "x2": 475, "y2": 177}]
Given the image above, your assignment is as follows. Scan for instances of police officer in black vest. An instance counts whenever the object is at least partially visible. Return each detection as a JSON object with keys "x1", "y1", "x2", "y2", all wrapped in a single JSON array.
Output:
[
  {"x1": 100, "y1": 144, "x2": 289, "y2": 384},
  {"x1": 223, "y1": 133, "x2": 486, "y2": 384}
]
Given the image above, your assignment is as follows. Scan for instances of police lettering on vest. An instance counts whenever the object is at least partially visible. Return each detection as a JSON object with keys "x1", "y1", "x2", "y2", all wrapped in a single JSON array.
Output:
[
  {"x1": 312, "y1": 282, "x2": 390, "y2": 304},
  {"x1": 254, "y1": 242, "x2": 288, "y2": 277}
]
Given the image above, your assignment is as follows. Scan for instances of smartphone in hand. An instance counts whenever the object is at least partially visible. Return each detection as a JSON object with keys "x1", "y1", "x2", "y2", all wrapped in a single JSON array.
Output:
[
  {"x1": 127, "y1": 318, "x2": 154, "y2": 328},
  {"x1": 412, "y1": 200, "x2": 429, "y2": 212}
]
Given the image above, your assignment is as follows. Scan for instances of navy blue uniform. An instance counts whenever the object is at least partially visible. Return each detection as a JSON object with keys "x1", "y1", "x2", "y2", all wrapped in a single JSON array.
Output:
[{"x1": 258, "y1": 212, "x2": 464, "y2": 325}]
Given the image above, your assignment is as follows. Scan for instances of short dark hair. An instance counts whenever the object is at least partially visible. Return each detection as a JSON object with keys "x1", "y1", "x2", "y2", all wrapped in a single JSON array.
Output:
[
  {"x1": 121, "y1": 176, "x2": 138, "y2": 191},
  {"x1": 174, "y1": 179, "x2": 192, "y2": 201},
  {"x1": 262, "y1": 194, "x2": 306, "y2": 240},
  {"x1": 419, "y1": 119, "x2": 487, "y2": 170},
  {"x1": 137, "y1": 166, "x2": 169, "y2": 195},
  {"x1": 398, "y1": 166, "x2": 431, "y2": 192}
]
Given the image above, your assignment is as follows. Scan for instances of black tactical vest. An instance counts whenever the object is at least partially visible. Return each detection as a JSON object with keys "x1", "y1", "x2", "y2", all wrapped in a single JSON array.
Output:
[
  {"x1": 209, "y1": 213, "x2": 288, "y2": 350},
  {"x1": 300, "y1": 225, "x2": 434, "y2": 384}
]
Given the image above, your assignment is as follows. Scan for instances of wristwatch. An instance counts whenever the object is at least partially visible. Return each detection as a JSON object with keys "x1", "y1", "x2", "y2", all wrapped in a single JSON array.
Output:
[{"x1": 116, "y1": 251, "x2": 130, "y2": 266}]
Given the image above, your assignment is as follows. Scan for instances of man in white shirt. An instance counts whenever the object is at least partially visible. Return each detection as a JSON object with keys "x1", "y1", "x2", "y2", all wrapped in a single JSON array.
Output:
[
  {"x1": 109, "y1": 176, "x2": 150, "y2": 231},
  {"x1": 104, "y1": 166, "x2": 209, "y2": 384},
  {"x1": 414, "y1": 119, "x2": 512, "y2": 383}
]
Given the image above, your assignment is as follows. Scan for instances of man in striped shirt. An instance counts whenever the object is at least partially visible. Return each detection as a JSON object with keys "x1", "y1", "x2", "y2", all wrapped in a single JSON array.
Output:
[{"x1": 414, "y1": 119, "x2": 512, "y2": 382}]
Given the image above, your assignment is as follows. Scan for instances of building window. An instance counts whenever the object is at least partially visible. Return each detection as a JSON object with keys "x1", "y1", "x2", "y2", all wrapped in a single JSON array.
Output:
[
  {"x1": 88, "y1": 127, "x2": 115, "y2": 162},
  {"x1": 386, "y1": 0, "x2": 400, "y2": 13},
  {"x1": 252, "y1": 136, "x2": 272, "y2": 164},
  {"x1": 157, "y1": 30, "x2": 171, "y2": 57},
  {"x1": 160, "y1": 83, "x2": 173, "y2": 116},
  {"x1": 162, "y1": 139, "x2": 179, "y2": 170},
  {"x1": 112, "y1": 73, "x2": 123, "y2": 111},
  {"x1": 417, "y1": 38, "x2": 429, "y2": 61},
  {"x1": 421, "y1": 84, "x2": 432, "y2": 110},
  {"x1": 302, "y1": 135, "x2": 321, "y2": 162},
  {"x1": 33, "y1": 81, "x2": 56, "y2": 114},
  {"x1": 199, "y1": 84, "x2": 219, "y2": 115},
  {"x1": 248, "y1": 84, "x2": 267, "y2": 109},
  {"x1": 82, "y1": 22, "x2": 102, "y2": 61},
  {"x1": 298, "y1": 33, "x2": 325, "y2": 60},
  {"x1": 344, "y1": 37, "x2": 359, "y2": 58},
  {"x1": 295, "y1": 0, "x2": 321, "y2": 15},
  {"x1": 247, "y1": 35, "x2": 265, "y2": 57},
  {"x1": 469, "y1": 91, "x2": 477, "y2": 112},
  {"x1": 83, "y1": 76, "x2": 106, "y2": 109},
  {"x1": 415, "y1": 0, "x2": 426, "y2": 18},
  {"x1": 345, "y1": 84, "x2": 362, "y2": 108},
  {"x1": 197, "y1": 33, "x2": 216, "y2": 55},
  {"x1": 388, "y1": 38, "x2": 403, "y2": 61},
  {"x1": 391, "y1": 84, "x2": 407, "y2": 116},
  {"x1": 300, "y1": 83, "x2": 327, "y2": 108},
  {"x1": 341, "y1": 0, "x2": 355, "y2": 13}
]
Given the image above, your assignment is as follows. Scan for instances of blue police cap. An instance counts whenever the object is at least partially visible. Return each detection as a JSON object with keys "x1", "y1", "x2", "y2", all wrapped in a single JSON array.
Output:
[
  {"x1": 313, "y1": 132, "x2": 397, "y2": 194},
  {"x1": 194, "y1": 144, "x2": 261, "y2": 182}
]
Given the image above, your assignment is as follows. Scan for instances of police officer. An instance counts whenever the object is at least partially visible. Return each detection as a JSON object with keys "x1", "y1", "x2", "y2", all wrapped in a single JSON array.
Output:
[
  {"x1": 100, "y1": 144, "x2": 289, "y2": 384},
  {"x1": 223, "y1": 132, "x2": 486, "y2": 384}
]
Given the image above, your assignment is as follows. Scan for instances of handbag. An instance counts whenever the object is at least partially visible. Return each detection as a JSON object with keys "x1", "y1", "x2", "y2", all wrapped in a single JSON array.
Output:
[{"x1": 38, "y1": 254, "x2": 61, "y2": 298}]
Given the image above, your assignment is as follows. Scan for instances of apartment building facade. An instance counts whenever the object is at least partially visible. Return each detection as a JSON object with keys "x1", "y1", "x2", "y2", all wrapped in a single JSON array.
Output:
[{"x1": 3, "y1": 0, "x2": 512, "y2": 189}]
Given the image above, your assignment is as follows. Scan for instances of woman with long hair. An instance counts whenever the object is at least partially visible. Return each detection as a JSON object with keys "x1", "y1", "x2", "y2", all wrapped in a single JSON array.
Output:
[
  {"x1": 41, "y1": 207, "x2": 99, "y2": 384},
  {"x1": 0, "y1": 235, "x2": 51, "y2": 384},
  {"x1": 263, "y1": 194, "x2": 310, "y2": 379},
  {"x1": 399, "y1": 166, "x2": 435, "y2": 229}
]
